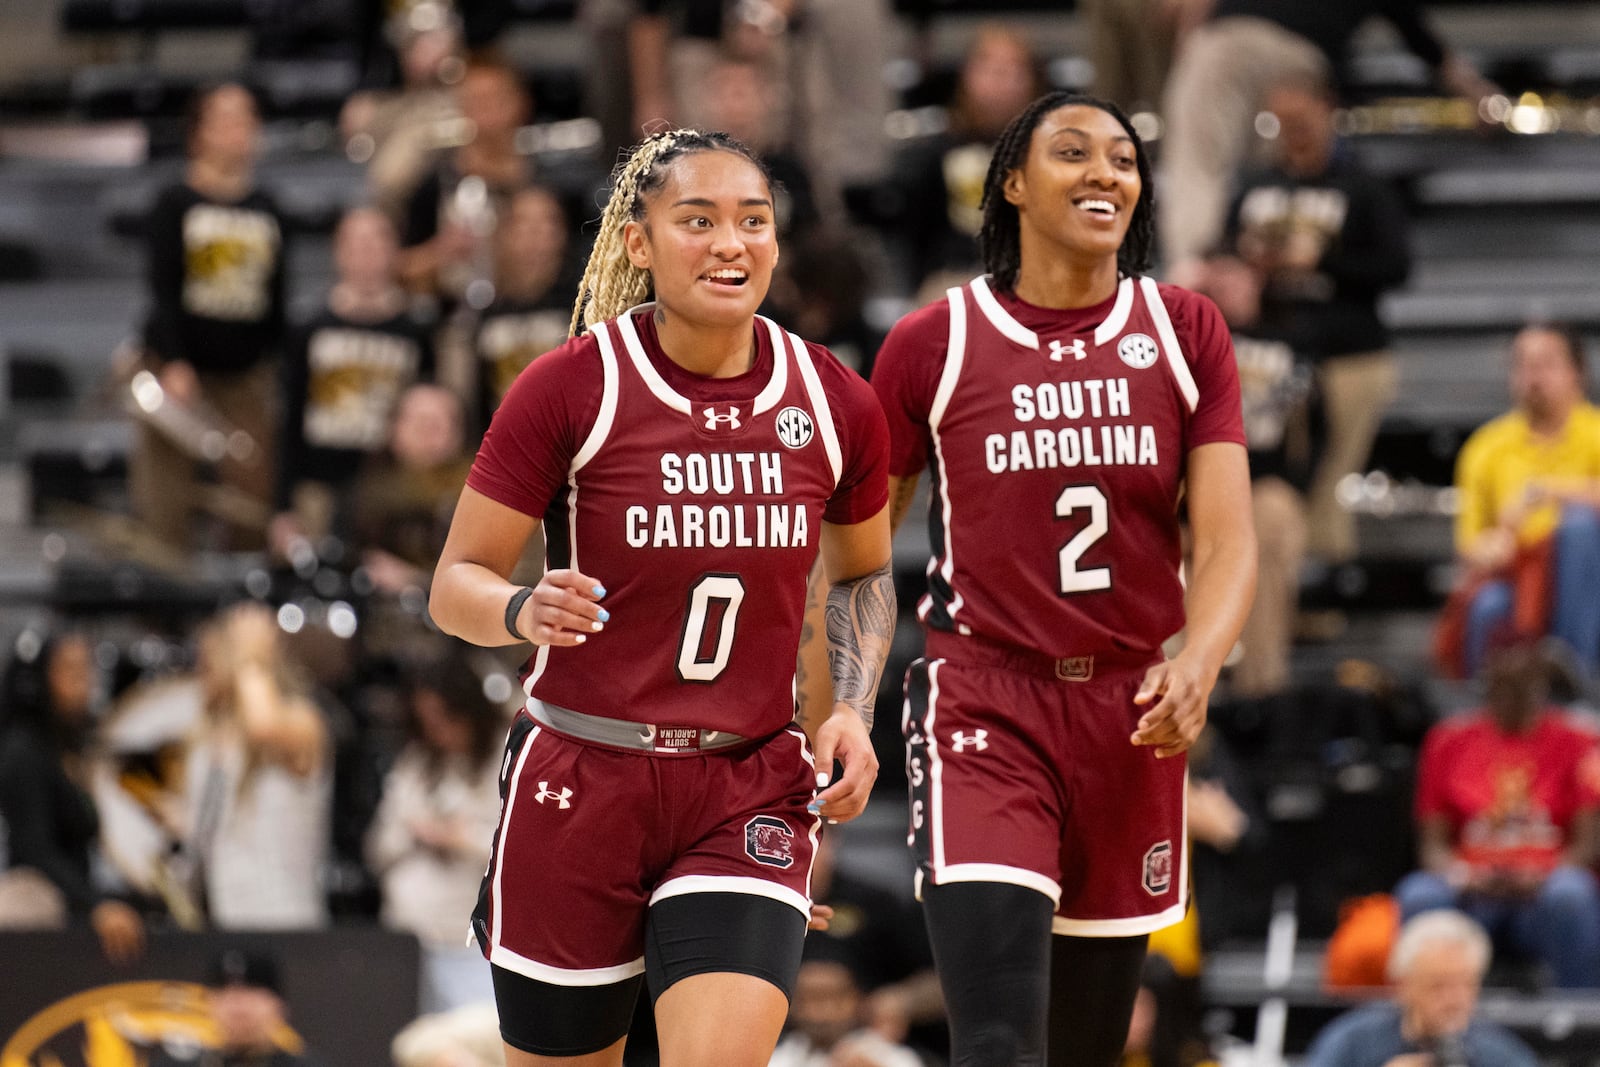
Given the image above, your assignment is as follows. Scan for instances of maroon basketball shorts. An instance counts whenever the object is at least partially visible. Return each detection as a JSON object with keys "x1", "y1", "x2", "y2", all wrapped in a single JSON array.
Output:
[
  {"x1": 903, "y1": 641, "x2": 1188, "y2": 935},
  {"x1": 477, "y1": 715, "x2": 820, "y2": 985}
]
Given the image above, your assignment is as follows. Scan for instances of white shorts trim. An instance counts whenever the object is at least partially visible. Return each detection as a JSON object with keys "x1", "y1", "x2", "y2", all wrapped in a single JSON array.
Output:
[
  {"x1": 488, "y1": 944, "x2": 646, "y2": 987},
  {"x1": 649, "y1": 874, "x2": 811, "y2": 920},
  {"x1": 1050, "y1": 899, "x2": 1188, "y2": 937},
  {"x1": 929, "y1": 862, "x2": 1062, "y2": 907}
]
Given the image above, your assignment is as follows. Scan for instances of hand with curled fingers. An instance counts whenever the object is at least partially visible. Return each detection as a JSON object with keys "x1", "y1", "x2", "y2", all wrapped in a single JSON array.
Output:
[
  {"x1": 808, "y1": 702, "x2": 879, "y2": 823},
  {"x1": 516, "y1": 569, "x2": 610, "y2": 647},
  {"x1": 1130, "y1": 655, "x2": 1213, "y2": 758}
]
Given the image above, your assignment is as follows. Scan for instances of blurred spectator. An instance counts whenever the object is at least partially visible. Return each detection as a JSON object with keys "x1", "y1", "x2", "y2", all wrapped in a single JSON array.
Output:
[
  {"x1": 391, "y1": 1002, "x2": 505, "y2": 1067},
  {"x1": 1117, "y1": 954, "x2": 1215, "y2": 1067},
  {"x1": 1395, "y1": 641, "x2": 1600, "y2": 988},
  {"x1": 1190, "y1": 254, "x2": 1312, "y2": 699},
  {"x1": 178, "y1": 605, "x2": 332, "y2": 930},
  {"x1": 1184, "y1": 725, "x2": 1268, "y2": 949},
  {"x1": 898, "y1": 23, "x2": 1044, "y2": 295},
  {"x1": 806, "y1": 829, "x2": 941, "y2": 1051},
  {"x1": 1158, "y1": 0, "x2": 1498, "y2": 267},
  {"x1": 350, "y1": 383, "x2": 473, "y2": 593},
  {"x1": 1083, "y1": 0, "x2": 1196, "y2": 115},
  {"x1": 1302, "y1": 910, "x2": 1539, "y2": 1067},
  {"x1": 146, "y1": 948, "x2": 321, "y2": 1066},
  {"x1": 1216, "y1": 70, "x2": 1410, "y2": 566},
  {"x1": 134, "y1": 82, "x2": 288, "y2": 550},
  {"x1": 767, "y1": 229, "x2": 880, "y2": 376},
  {"x1": 699, "y1": 56, "x2": 819, "y2": 239},
  {"x1": 472, "y1": 185, "x2": 574, "y2": 429},
  {"x1": 342, "y1": 19, "x2": 466, "y2": 222},
  {"x1": 0, "y1": 630, "x2": 147, "y2": 963},
  {"x1": 272, "y1": 207, "x2": 436, "y2": 560},
  {"x1": 769, "y1": 952, "x2": 927, "y2": 1067},
  {"x1": 1443, "y1": 325, "x2": 1600, "y2": 679},
  {"x1": 398, "y1": 55, "x2": 533, "y2": 306},
  {"x1": 350, "y1": 383, "x2": 475, "y2": 597},
  {"x1": 625, "y1": 0, "x2": 891, "y2": 218},
  {"x1": 366, "y1": 649, "x2": 506, "y2": 1012}
]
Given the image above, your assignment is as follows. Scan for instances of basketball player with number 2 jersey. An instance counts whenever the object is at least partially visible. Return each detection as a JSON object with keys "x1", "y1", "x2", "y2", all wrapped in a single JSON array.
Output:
[{"x1": 877, "y1": 268, "x2": 1244, "y2": 926}]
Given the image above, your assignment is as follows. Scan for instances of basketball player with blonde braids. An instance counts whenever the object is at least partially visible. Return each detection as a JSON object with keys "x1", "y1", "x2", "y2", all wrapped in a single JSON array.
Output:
[
  {"x1": 873, "y1": 92, "x2": 1257, "y2": 1066},
  {"x1": 431, "y1": 129, "x2": 894, "y2": 1066}
]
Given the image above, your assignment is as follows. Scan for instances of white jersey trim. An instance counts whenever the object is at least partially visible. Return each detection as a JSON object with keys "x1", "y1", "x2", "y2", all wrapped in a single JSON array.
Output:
[
  {"x1": 934, "y1": 863, "x2": 1063, "y2": 907},
  {"x1": 614, "y1": 303, "x2": 691, "y2": 414},
  {"x1": 786, "y1": 329, "x2": 842, "y2": 488},
  {"x1": 754, "y1": 316, "x2": 791, "y2": 415},
  {"x1": 922, "y1": 289, "x2": 969, "y2": 624},
  {"x1": 613, "y1": 303, "x2": 790, "y2": 418},
  {"x1": 488, "y1": 944, "x2": 647, "y2": 986},
  {"x1": 1138, "y1": 277, "x2": 1200, "y2": 414},
  {"x1": 649, "y1": 874, "x2": 812, "y2": 919},
  {"x1": 1093, "y1": 277, "x2": 1137, "y2": 346},
  {"x1": 926, "y1": 659, "x2": 947, "y2": 870},
  {"x1": 573, "y1": 320, "x2": 622, "y2": 472},
  {"x1": 490, "y1": 724, "x2": 542, "y2": 950},
  {"x1": 969, "y1": 275, "x2": 1038, "y2": 349},
  {"x1": 1051, "y1": 902, "x2": 1187, "y2": 937}
]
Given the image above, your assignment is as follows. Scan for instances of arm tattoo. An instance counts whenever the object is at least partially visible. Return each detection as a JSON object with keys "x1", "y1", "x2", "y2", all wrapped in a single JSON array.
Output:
[{"x1": 825, "y1": 562, "x2": 896, "y2": 729}]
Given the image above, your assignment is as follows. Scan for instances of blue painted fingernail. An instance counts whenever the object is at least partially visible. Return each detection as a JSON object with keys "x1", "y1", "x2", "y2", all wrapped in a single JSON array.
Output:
[
  {"x1": 593, "y1": 584, "x2": 606, "y2": 597},
  {"x1": 806, "y1": 802, "x2": 822, "y2": 815},
  {"x1": 597, "y1": 608, "x2": 610, "y2": 622}
]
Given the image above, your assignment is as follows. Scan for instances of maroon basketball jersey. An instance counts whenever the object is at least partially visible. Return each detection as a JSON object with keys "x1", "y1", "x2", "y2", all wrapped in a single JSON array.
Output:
[
  {"x1": 468, "y1": 308, "x2": 888, "y2": 738},
  {"x1": 873, "y1": 276, "x2": 1244, "y2": 658}
]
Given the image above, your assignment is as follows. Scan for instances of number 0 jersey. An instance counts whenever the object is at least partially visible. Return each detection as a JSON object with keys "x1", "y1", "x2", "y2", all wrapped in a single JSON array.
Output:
[
  {"x1": 467, "y1": 308, "x2": 889, "y2": 738},
  {"x1": 872, "y1": 276, "x2": 1245, "y2": 659}
]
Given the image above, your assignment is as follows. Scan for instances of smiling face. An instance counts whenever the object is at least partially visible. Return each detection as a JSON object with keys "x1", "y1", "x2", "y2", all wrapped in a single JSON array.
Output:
[
  {"x1": 1004, "y1": 104, "x2": 1141, "y2": 268},
  {"x1": 623, "y1": 150, "x2": 777, "y2": 330}
]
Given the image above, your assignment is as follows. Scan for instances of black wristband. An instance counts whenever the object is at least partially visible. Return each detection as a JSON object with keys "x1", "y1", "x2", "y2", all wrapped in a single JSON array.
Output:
[{"x1": 505, "y1": 586, "x2": 535, "y2": 640}]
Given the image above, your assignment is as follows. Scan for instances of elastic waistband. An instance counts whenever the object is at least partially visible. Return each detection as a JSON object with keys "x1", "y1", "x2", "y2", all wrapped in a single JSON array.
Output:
[
  {"x1": 924, "y1": 630, "x2": 1159, "y2": 682},
  {"x1": 527, "y1": 699, "x2": 751, "y2": 754}
]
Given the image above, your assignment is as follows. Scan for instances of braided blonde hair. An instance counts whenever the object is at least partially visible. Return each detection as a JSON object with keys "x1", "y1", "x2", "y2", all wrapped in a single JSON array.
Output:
[{"x1": 569, "y1": 128, "x2": 771, "y2": 336}]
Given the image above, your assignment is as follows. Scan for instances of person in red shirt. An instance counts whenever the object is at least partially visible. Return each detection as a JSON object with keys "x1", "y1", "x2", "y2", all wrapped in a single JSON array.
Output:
[
  {"x1": 1396, "y1": 640, "x2": 1600, "y2": 988},
  {"x1": 429, "y1": 129, "x2": 894, "y2": 1066},
  {"x1": 871, "y1": 91, "x2": 1257, "y2": 1067}
]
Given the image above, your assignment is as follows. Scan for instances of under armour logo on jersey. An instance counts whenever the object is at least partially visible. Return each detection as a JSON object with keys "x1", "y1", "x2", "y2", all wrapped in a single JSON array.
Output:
[
  {"x1": 533, "y1": 781, "x2": 573, "y2": 809},
  {"x1": 950, "y1": 729, "x2": 989, "y2": 753},
  {"x1": 702, "y1": 406, "x2": 742, "y2": 431},
  {"x1": 1048, "y1": 338, "x2": 1087, "y2": 362},
  {"x1": 775, "y1": 405, "x2": 814, "y2": 448}
]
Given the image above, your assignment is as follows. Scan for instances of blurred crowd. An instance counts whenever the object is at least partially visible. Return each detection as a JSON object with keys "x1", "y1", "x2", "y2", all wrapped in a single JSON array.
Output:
[{"x1": 4, "y1": 0, "x2": 1600, "y2": 1063}]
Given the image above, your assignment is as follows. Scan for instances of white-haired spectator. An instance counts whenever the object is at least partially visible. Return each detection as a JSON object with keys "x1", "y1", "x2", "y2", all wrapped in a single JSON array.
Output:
[{"x1": 1303, "y1": 910, "x2": 1539, "y2": 1067}]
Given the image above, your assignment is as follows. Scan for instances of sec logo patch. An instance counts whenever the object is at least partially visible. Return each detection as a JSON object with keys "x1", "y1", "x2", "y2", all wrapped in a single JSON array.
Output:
[
  {"x1": 776, "y1": 406, "x2": 814, "y2": 449},
  {"x1": 1118, "y1": 333, "x2": 1159, "y2": 370}
]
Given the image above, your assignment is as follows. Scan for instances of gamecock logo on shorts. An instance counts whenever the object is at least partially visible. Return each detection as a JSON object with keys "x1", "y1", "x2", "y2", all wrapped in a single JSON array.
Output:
[
  {"x1": 1142, "y1": 840, "x2": 1173, "y2": 897},
  {"x1": 744, "y1": 815, "x2": 795, "y2": 869},
  {"x1": 775, "y1": 406, "x2": 814, "y2": 449}
]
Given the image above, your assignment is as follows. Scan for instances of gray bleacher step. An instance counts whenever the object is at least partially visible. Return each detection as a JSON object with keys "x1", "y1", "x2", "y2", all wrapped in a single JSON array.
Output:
[{"x1": 1383, "y1": 288, "x2": 1600, "y2": 332}]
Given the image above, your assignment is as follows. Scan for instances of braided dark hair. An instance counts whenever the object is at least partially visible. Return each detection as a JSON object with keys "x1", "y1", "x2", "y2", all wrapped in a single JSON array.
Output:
[
  {"x1": 571, "y1": 128, "x2": 775, "y2": 335},
  {"x1": 978, "y1": 91, "x2": 1155, "y2": 293}
]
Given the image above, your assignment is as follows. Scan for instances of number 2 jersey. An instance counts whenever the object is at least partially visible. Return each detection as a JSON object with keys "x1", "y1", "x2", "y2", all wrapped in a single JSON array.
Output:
[
  {"x1": 467, "y1": 308, "x2": 889, "y2": 738},
  {"x1": 872, "y1": 275, "x2": 1245, "y2": 660}
]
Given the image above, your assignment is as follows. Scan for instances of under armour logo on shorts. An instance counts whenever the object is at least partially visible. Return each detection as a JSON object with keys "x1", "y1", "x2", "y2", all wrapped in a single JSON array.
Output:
[
  {"x1": 534, "y1": 781, "x2": 574, "y2": 809},
  {"x1": 950, "y1": 729, "x2": 989, "y2": 753},
  {"x1": 702, "y1": 405, "x2": 742, "y2": 431},
  {"x1": 1047, "y1": 338, "x2": 1087, "y2": 362}
]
